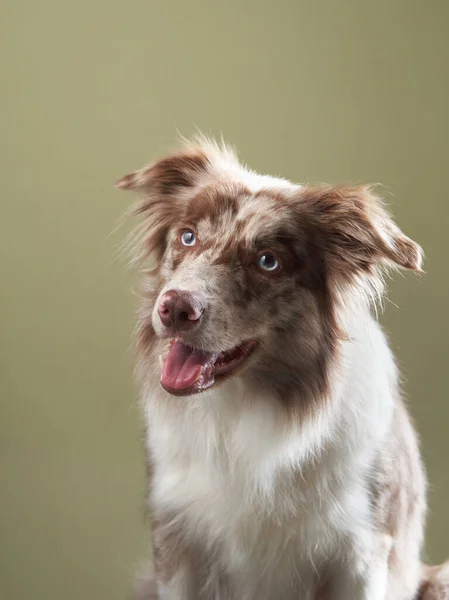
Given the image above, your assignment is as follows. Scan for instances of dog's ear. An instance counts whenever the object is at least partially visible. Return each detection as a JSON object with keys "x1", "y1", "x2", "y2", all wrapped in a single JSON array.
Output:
[
  {"x1": 300, "y1": 185, "x2": 423, "y2": 277},
  {"x1": 116, "y1": 148, "x2": 212, "y2": 263},
  {"x1": 115, "y1": 148, "x2": 211, "y2": 195}
]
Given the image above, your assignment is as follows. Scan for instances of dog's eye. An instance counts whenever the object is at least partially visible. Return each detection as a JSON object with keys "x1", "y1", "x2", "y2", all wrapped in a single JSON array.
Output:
[
  {"x1": 180, "y1": 230, "x2": 196, "y2": 247},
  {"x1": 258, "y1": 253, "x2": 279, "y2": 272}
]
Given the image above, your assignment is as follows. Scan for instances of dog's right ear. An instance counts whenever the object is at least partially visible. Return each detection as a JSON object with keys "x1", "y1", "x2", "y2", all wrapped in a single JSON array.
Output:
[
  {"x1": 115, "y1": 148, "x2": 211, "y2": 196},
  {"x1": 115, "y1": 147, "x2": 212, "y2": 264}
]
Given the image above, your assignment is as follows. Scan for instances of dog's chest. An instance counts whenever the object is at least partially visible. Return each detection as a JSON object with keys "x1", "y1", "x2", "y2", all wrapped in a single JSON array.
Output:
[{"x1": 148, "y1": 393, "x2": 347, "y2": 572}]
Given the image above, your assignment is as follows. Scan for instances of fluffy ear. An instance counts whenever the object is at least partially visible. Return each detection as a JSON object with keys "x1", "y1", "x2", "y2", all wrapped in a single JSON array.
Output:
[
  {"x1": 115, "y1": 147, "x2": 211, "y2": 264},
  {"x1": 115, "y1": 147, "x2": 211, "y2": 195},
  {"x1": 300, "y1": 185, "x2": 423, "y2": 277}
]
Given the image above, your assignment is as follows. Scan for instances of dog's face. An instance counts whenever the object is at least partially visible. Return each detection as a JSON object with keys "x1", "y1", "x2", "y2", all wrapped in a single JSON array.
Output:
[{"x1": 117, "y1": 140, "x2": 422, "y2": 401}]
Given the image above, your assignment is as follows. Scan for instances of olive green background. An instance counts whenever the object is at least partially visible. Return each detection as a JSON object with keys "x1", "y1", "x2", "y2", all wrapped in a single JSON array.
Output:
[{"x1": 1, "y1": 1, "x2": 448, "y2": 599}]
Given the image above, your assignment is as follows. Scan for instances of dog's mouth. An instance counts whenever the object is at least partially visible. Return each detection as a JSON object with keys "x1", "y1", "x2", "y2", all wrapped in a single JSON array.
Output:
[{"x1": 160, "y1": 339, "x2": 258, "y2": 396}]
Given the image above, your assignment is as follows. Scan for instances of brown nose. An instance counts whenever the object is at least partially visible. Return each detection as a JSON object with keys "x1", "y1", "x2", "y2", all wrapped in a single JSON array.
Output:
[{"x1": 157, "y1": 290, "x2": 205, "y2": 331}]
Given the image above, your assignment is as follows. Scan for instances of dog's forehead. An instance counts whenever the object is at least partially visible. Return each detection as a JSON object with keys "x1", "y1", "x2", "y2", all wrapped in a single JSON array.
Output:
[
  {"x1": 189, "y1": 183, "x2": 294, "y2": 244},
  {"x1": 237, "y1": 192, "x2": 291, "y2": 240}
]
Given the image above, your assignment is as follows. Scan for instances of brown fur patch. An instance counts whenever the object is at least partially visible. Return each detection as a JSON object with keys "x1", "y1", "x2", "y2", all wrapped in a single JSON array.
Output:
[
  {"x1": 116, "y1": 149, "x2": 210, "y2": 194},
  {"x1": 295, "y1": 185, "x2": 422, "y2": 277},
  {"x1": 187, "y1": 183, "x2": 247, "y2": 224},
  {"x1": 254, "y1": 188, "x2": 290, "y2": 203},
  {"x1": 419, "y1": 562, "x2": 449, "y2": 600},
  {"x1": 150, "y1": 151, "x2": 210, "y2": 196}
]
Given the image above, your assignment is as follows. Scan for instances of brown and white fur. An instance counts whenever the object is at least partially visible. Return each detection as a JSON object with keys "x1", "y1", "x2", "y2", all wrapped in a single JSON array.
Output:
[{"x1": 116, "y1": 138, "x2": 449, "y2": 600}]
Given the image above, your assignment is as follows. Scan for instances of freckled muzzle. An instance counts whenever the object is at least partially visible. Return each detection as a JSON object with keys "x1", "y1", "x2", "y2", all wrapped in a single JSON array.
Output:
[{"x1": 155, "y1": 272, "x2": 259, "y2": 396}]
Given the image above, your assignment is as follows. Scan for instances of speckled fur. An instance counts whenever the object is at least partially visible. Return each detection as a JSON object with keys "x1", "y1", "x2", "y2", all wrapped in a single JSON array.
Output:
[{"x1": 117, "y1": 138, "x2": 448, "y2": 600}]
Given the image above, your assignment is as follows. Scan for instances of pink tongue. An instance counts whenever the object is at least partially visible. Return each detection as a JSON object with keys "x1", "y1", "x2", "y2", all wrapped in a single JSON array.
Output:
[{"x1": 161, "y1": 341, "x2": 212, "y2": 391}]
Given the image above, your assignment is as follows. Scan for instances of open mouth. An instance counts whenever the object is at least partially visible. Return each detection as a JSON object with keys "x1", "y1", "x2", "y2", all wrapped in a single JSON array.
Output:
[{"x1": 160, "y1": 339, "x2": 258, "y2": 396}]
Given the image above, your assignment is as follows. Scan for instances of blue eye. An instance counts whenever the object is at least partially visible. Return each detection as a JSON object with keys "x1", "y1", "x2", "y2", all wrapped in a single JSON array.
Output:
[
  {"x1": 180, "y1": 230, "x2": 196, "y2": 247},
  {"x1": 258, "y1": 253, "x2": 279, "y2": 272}
]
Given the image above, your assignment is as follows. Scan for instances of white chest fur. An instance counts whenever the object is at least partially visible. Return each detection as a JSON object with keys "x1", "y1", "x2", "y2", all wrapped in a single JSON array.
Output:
[{"x1": 145, "y1": 317, "x2": 397, "y2": 596}]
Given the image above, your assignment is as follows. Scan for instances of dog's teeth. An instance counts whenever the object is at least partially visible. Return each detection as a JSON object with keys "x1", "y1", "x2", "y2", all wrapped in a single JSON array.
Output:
[
  {"x1": 193, "y1": 365, "x2": 203, "y2": 383},
  {"x1": 159, "y1": 355, "x2": 164, "y2": 369}
]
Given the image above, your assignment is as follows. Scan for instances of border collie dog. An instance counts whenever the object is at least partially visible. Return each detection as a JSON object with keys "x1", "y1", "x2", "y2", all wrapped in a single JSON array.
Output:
[{"x1": 116, "y1": 138, "x2": 448, "y2": 600}]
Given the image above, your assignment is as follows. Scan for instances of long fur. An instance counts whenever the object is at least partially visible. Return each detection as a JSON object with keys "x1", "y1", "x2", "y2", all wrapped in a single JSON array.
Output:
[{"x1": 117, "y1": 138, "x2": 448, "y2": 600}]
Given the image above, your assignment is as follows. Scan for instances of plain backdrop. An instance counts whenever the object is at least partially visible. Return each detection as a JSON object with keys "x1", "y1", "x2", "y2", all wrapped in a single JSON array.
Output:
[{"x1": 1, "y1": 1, "x2": 448, "y2": 599}]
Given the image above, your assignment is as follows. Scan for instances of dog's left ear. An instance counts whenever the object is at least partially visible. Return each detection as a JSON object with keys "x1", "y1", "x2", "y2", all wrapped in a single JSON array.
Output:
[{"x1": 300, "y1": 185, "x2": 423, "y2": 275}]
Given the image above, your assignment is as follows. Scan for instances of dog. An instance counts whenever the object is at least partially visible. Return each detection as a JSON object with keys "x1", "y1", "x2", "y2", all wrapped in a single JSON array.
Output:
[{"x1": 116, "y1": 138, "x2": 449, "y2": 599}]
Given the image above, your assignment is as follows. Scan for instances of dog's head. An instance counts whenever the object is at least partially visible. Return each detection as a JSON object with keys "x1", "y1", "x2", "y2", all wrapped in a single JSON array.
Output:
[{"x1": 117, "y1": 139, "x2": 422, "y2": 403}]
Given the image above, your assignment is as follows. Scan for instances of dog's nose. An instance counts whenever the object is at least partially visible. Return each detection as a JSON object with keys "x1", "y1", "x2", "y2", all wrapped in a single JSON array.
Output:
[{"x1": 157, "y1": 290, "x2": 205, "y2": 331}]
